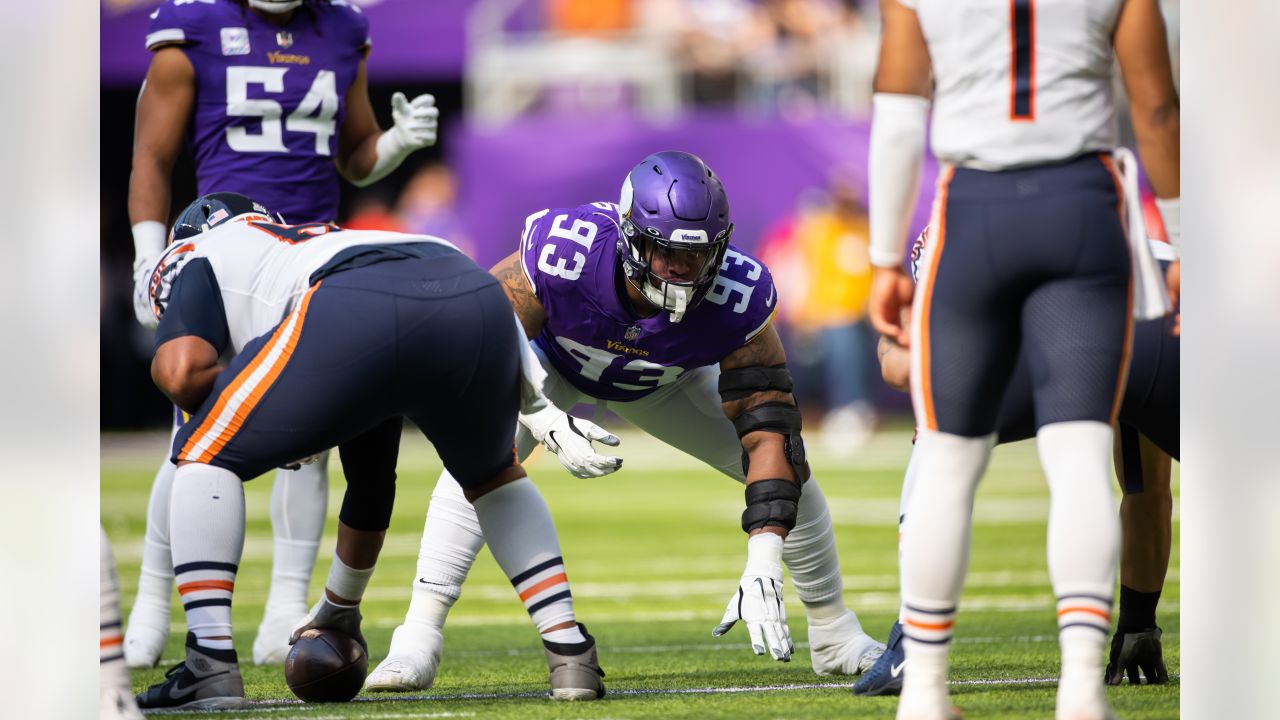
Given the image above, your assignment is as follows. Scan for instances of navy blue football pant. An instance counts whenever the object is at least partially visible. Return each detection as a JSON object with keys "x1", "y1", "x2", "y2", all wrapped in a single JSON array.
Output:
[
  {"x1": 171, "y1": 253, "x2": 520, "y2": 531},
  {"x1": 914, "y1": 154, "x2": 1133, "y2": 438}
]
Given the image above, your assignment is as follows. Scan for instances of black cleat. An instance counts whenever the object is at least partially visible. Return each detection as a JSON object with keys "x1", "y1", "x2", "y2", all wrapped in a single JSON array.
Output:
[
  {"x1": 852, "y1": 622, "x2": 905, "y2": 697},
  {"x1": 136, "y1": 632, "x2": 247, "y2": 710},
  {"x1": 1105, "y1": 626, "x2": 1169, "y2": 685}
]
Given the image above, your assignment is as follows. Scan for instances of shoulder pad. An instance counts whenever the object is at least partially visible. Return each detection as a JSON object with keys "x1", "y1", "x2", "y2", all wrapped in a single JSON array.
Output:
[{"x1": 146, "y1": 0, "x2": 218, "y2": 51}]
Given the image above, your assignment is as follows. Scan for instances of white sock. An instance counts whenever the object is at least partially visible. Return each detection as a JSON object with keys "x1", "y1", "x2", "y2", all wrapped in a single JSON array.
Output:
[
  {"x1": 100, "y1": 527, "x2": 130, "y2": 690},
  {"x1": 780, "y1": 477, "x2": 847, "y2": 622},
  {"x1": 406, "y1": 472, "x2": 484, "y2": 630},
  {"x1": 897, "y1": 440, "x2": 923, "y2": 625},
  {"x1": 1038, "y1": 421, "x2": 1118, "y2": 691},
  {"x1": 326, "y1": 552, "x2": 375, "y2": 603},
  {"x1": 470, "y1": 477, "x2": 576, "y2": 632},
  {"x1": 264, "y1": 461, "x2": 327, "y2": 615},
  {"x1": 133, "y1": 458, "x2": 176, "y2": 620},
  {"x1": 541, "y1": 625, "x2": 587, "y2": 645},
  {"x1": 170, "y1": 464, "x2": 245, "y2": 652},
  {"x1": 899, "y1": 429, "x2": 992, "y2": 706}
]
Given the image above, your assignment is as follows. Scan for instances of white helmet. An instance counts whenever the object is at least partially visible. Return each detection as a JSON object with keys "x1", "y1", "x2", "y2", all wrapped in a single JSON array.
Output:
[{"x1": 248, "y1": 0, "x2": 303, "y2": 13}]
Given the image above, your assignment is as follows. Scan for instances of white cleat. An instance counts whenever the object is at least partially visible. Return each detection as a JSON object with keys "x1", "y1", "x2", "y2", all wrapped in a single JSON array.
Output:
[
  {"x1": 101, "y1": 686, "x2": 145, "y2": 720},
  {"x1": 808, "y1": 609, "x2": 886, "y2": 676},
  {"x1": 123, "y1": 602, "x2": 170, "y2": 669},
  {"x1": 1056, "y1": 677, "x2": 1117, "y2": 720},
  {"x1": 897, "y1": 684, "x2": 962, "y2": 720},
  {"x1": 365, "y1": 624, "x2": 444, "y2": 692},
  {"x1": 252, "y1": 604, "x2": 308, "y2": 665}
]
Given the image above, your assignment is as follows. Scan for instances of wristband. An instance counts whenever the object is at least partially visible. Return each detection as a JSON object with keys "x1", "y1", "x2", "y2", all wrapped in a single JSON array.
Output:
[
  {"x1": 348, "y1": 129, "x2": 412, "y2": 188},
  {"x1": 132, "y1": 220, "x2": 168, "y2": 265},
  {"x1": 743, "y1": 531, "x2": 785, "y2": 578}
]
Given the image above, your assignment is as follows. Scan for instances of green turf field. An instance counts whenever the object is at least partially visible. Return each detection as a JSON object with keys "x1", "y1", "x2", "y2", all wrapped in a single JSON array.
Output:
[{"x1": 101, "y1": 424, "x2": 1179, "y2": 719}]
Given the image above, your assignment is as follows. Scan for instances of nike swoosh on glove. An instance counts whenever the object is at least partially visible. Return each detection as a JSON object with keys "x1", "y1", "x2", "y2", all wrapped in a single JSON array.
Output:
[
  {"x1": 712, "y1": 533, "x2": 794, "y2": 661},
  {"x1": 521, "y1": 406, "x2": 623, "y2": 479}
]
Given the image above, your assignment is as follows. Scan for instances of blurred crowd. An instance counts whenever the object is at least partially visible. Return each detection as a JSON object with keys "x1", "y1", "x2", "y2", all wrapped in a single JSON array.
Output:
[{"x1": 471, "y1": 0, "x2": 880, "y2": 121}]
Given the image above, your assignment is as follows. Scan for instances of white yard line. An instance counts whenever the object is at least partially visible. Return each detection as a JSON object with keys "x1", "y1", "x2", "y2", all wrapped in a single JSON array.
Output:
[{"x1": 142, "y1": 675, "x2": 1180, "y2": 716}]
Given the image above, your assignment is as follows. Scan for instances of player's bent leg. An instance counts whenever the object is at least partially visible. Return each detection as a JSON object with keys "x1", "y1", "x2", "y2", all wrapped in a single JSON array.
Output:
[
  {"x1": 136, "y1": 464, "x2": 247, "y2": 711},
  {"x1": 463, "y1": 469, "x2": 604, "y2": 701},
  {"x1": 1107, "y1": 431, "x2": 1172, "y2": 686},
  {"x1": 365, "y1": 471, "x2": 477, "y2": 692},
  {"x1": 371, "y1": 344, "x2": 580, "y2": 693},
  {"x1": 125, "y1": 452, "x2": 177, "y2": 668},
  {"x1": 254, "y1": 458, "x2": 328, "y2": 665},
  {"x1": 613, "y1": 368, "x2": 883, "y2": 675},
  {"x1": 786, "y1": 477, "x2": 885, "y2": 675},
  {"x1": 102, "y1": 527, "x2": 144, "y2": 720}
]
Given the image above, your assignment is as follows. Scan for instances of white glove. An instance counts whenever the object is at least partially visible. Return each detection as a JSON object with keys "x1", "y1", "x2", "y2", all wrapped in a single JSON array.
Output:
[
  {"x1": 520, "y1": 405, "x2": 623, "y2": 479},
  {"x1": 713, "y1": 532, "x2": 794, "y2": 661},
  {"x1": 389, "y1": 92, "x2": 438, "y2": 150},
  {"x1": 131, "y1": 220, "x2": 168, "y2": 328}
]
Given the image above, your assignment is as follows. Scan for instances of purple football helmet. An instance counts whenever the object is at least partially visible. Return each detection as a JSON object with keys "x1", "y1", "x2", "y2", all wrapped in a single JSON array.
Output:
[{"x1": 617, "y1": 151, "x2": 733, "y2": 322}]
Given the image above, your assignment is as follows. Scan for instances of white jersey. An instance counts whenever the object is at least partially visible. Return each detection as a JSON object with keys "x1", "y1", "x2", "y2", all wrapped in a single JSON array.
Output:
[
  {"x1": 903, "y1": 0, "x2": 1123, "y2": 170},
  {"x1": 143, "y1": 217, "x2": 456, "y2": 354}
]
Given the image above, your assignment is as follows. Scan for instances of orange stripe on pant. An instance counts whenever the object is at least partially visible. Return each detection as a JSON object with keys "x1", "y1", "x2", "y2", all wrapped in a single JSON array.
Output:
[
  {"x1": 100, "y1": 636, "x2": 123, "y2": 649},
  {"x1": 918, "y1": 166, "x2": 956, "y2": 432},
  {"x1": 518, "y1": 573, "x2": 569, "y2": 602},
  {"x1": 1098, "y1": 155, "x2": 1136, "y2": 425},
  {"x1": 179, "y1": 283, "x2": 322, "y2": 465},
  {"x1": 177, "y1": 579, "x2": 235, "y2": 595}
]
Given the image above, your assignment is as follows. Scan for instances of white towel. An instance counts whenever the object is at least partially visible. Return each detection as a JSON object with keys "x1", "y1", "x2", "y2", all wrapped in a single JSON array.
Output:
[{"x1": 1112, "y1": 147, "x2": 1173, "y2": 320}]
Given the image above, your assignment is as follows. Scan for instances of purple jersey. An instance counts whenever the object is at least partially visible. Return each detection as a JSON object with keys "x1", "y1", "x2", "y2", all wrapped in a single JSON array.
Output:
[
  {"x1": 146, "y1": 0, "x2": 369, "y2": 222},
  {"x1": 521, "y1": 202, "x2": 778, "y2": 401}
]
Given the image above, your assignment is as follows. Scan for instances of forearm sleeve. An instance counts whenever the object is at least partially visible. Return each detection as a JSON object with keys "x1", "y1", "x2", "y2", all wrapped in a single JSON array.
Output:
[{"x1": 869, "y1": 93, "x2": 930, "y2": 268}]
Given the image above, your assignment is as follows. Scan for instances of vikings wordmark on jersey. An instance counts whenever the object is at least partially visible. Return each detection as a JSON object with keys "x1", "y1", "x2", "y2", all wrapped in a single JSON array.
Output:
[{"x1": 146, "y1": 0, "x2": 370, "y2": 222}]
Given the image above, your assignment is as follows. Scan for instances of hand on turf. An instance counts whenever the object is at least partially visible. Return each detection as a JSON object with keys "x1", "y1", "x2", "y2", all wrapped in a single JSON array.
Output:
[
  {"x1": 869, "y1": 266, "x2": 915, "y2": 348},
  {"x1": 521, "y1": 406, "x2": 623, "y2": 479},
  {"x1": 290, "y1": 597, "x2": 367, "y2": 653},
  {"x1": 390, "y1": 92, "x2": 439, "y2": 150},
  {"x1": 712, "y1": 533, "x2": 793, "y2": 661}
]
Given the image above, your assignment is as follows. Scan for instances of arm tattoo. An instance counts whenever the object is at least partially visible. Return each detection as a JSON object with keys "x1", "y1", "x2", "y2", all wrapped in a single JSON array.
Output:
[{"x1": 492, "y1": 255, "x2": 547, "y2": 339}]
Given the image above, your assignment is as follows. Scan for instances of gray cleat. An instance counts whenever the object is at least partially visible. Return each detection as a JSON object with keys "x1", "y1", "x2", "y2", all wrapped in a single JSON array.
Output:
[
  {"x1": 136, "y1": 633, "x2": 247, "y2": 710},
  {"x1": 543, "y1": 624, "x2": 605, "y2": 701}
]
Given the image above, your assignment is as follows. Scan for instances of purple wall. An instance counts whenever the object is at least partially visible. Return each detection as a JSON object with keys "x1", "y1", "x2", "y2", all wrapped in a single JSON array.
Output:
[
  {"x1": 451, "y1": 113, "x2": 939, "y2": 269},
  {"x1": 101, "y1": 0, "x2": 475, "y2": 86}
]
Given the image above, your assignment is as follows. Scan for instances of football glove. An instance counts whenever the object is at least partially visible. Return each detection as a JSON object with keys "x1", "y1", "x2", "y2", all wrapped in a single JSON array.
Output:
[
  {"x1": 520, "y1": 406, "x2": 623, "y2": 479},
  {"x1": 390, "y1": 92, "x2": 439, "y2": 150},
  {"x1": 290, "y1": 597, "x2": 366, "y2": 653},
  {"x1": 713, "y1": 532, "x2": 794, "y2": 661}
]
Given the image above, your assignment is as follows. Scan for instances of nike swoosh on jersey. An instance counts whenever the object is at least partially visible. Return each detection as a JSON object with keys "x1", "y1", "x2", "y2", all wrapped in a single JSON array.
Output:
[{"x1": 765, "y1": 285, "x2": 775, "y2": 306}]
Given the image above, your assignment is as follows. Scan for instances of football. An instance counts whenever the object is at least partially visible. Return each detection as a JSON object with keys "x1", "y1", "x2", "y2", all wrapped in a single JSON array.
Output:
[{"x1": 284, "y1": 629, "x2": 368, "y2": 703}]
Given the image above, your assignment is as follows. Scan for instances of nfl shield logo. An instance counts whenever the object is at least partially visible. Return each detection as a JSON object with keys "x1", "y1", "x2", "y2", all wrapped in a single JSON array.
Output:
[
  {"x1": 276, "y1": 31, "x2": 294, "y2": 48},
  {"x1": 220, "y1": 27, "x2": 250, "y2": 56},
  {"x1": 624, "y1": 325, "x2": 641, "y2": 341}
]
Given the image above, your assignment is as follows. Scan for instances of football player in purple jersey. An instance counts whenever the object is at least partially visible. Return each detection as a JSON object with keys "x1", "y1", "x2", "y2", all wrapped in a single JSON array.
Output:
[
  {"x1": 123, "y1": 0, "x2": 440, "y2": 668},
  {"x1": 364, "y1": 151, "x2": 886, "y2": 692}
]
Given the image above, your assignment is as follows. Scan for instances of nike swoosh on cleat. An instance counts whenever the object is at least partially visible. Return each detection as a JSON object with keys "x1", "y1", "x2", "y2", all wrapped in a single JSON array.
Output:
[
  {"x1": 171, "y1": 670, "x2": 229, "y2": 699},
  {"x1": 890, "y1": 661, "x2": 907, "y2": 678}
]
